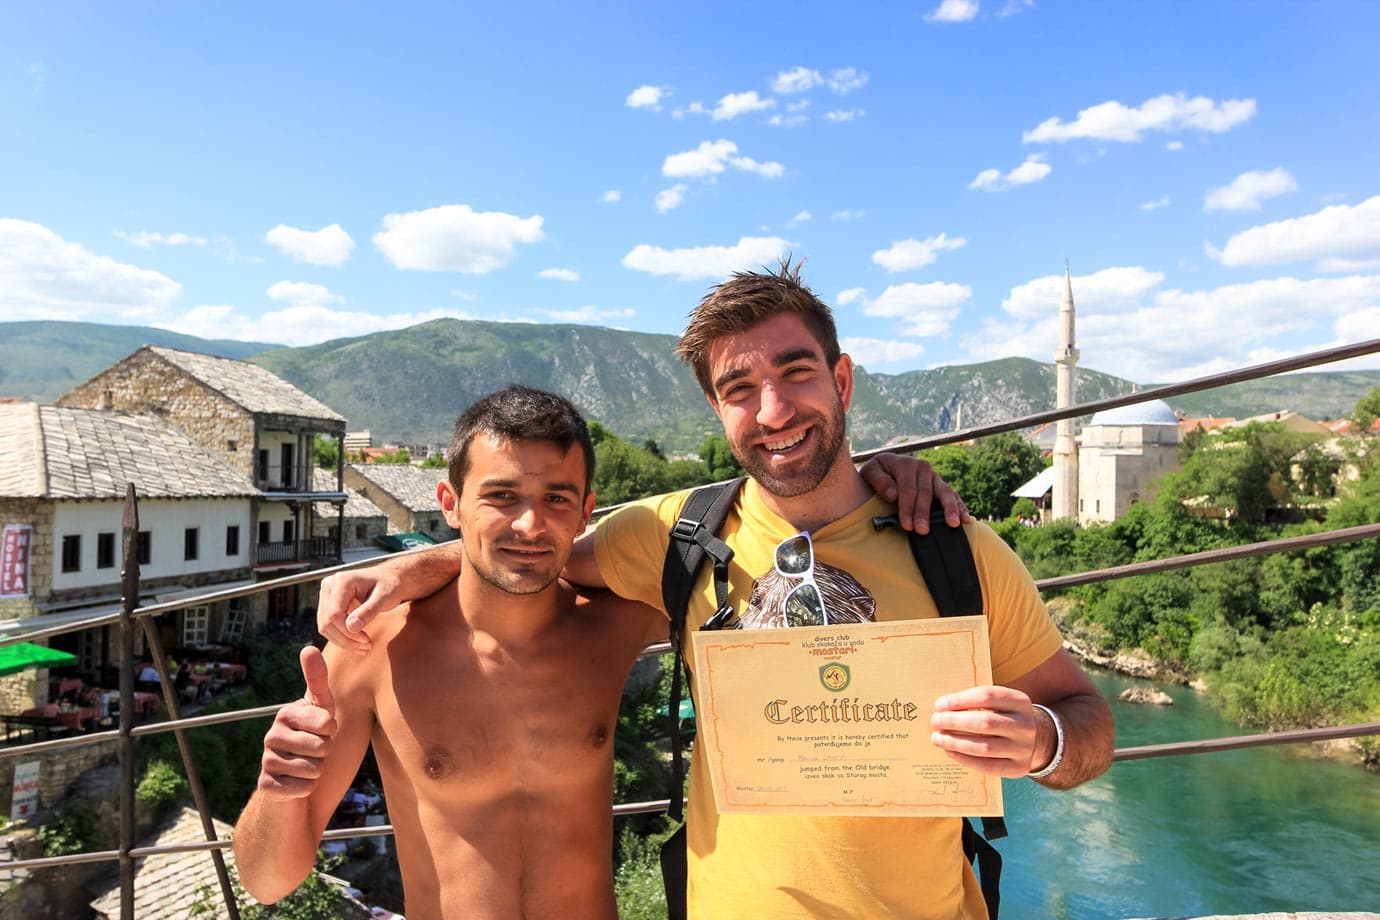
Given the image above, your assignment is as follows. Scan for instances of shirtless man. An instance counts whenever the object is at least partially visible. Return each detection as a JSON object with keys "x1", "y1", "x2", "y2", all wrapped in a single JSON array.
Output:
[{"x1": 232, "y1": 385, "x2": 665, "y2": 920}]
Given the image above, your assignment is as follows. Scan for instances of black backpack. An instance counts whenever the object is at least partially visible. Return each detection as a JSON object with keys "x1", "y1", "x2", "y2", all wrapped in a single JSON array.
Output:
[{"x1": 657, "y1": 478, "x2": 1007, "y2": 920}]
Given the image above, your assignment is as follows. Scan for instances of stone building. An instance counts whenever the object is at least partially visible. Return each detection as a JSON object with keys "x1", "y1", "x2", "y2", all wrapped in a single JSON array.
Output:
[
  {"x1": 312, "y1": 468, "x2": 390, "y2": 563},
  {"x1": 343, "y1": 464, "x2": 457, "y2": 542},
  {"x1": 0, "y1": 403, "x2": 259, "y2": 708},
  {"x1": 1076, "y1": 399, "x2": 1182, "y2": 525},
  {"x1": 56, "y1": 346, "x2": 349, "y2": 627}
]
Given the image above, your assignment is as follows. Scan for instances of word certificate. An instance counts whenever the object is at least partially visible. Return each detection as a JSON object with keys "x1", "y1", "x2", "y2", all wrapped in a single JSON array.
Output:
[{"x1": 688, "y1": 616, "x2": 1002, "y2": 818}]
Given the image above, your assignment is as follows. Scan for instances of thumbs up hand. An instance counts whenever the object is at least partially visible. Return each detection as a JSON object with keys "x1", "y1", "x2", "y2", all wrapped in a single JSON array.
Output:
[{"x1": 256, "y1": 646, "x2": 341, "y2": 799}]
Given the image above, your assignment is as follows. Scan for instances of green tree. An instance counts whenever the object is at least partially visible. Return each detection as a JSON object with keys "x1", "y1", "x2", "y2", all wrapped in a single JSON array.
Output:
[
  {"x1": 595, "y1": 434, "x2": 671, "y2": 505},
  {"x1": 420, "y1": 451, "x2": 447, "y2": 469},
  {"x1": 1351, "y1": 386, "x2": 1380, "y2": 430},
  {"x1": 698, "y1": 435, "x2": 744, "y2": 482},
  {"x1": 313, "y1": 434, "x2": 339, "y2": 469},
  {"x1": 372, "y1": 448, "x2": 412, "y2": 465},
  {"x1": 920, "y1": 435, "x2": 1042, "y2": 521},
  {"x1": 1161, "y1": 422, "x2": 1316, "y2": 524},
  {"x1": 966, "y1": 432, "x2": 1045, "y2": 520}
]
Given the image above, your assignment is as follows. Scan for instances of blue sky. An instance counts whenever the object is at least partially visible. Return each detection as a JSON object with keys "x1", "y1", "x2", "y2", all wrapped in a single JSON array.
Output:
[{"x1": 4, "y1": 1, "x2": 1379, "y2": 385}]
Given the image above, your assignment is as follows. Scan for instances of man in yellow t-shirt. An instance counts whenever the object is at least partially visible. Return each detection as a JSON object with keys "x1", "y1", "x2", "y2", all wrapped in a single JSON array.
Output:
[
  {"x1": 318, "y1": 260, "x2": 1114, "y2": 918},
  {"x1": 594, "y1": 478, "x2": 1064, "y2": 918}
]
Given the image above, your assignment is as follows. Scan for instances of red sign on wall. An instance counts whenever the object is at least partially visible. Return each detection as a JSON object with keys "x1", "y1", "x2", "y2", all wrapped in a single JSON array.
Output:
[{"x1": 1, "y1": 525, "x2": 33, "y2": 599}]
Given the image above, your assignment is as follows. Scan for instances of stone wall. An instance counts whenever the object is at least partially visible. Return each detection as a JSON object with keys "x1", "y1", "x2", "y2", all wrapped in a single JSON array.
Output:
[
  {"x1": 57, "y1": 350, "x2": 259, "y2": 481},
  {"x1": 1, "y1": 500, "x2": 56, "y2": 710},
  {"x1": 0, "y1": 738, "x2": 118, "y2": 817}
]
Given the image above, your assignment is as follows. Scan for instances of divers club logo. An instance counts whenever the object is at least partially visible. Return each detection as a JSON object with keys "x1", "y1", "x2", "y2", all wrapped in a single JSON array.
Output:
[{"x1": 819, "y1": 662, "x2": 850, "y2": 692}]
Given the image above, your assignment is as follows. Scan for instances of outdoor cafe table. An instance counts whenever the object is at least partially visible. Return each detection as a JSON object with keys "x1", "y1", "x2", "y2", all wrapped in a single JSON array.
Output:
[
  {"x1": 21, "y1": 703, "x2": 96, "y2": 732},
  {"x1": 211, "y1": 662, "x2": 247, "y2": 683}
]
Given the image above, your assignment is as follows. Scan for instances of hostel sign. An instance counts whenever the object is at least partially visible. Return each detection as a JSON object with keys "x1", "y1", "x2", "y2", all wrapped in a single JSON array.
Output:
[{"x1": 1, "y1": 525, "x2": 33, "y2": 599}]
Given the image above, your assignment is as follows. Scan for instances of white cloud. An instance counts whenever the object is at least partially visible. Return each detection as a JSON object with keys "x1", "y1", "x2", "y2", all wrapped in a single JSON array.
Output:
[
  {"x1": 831, "y1": 209, "x2": 866, "y2": 221},
  {"x1": 997, "y1": 0, "x2": 1034, "y2": 16},
  {"x1": 926, "y1": 0, "x2": 980, "y2": 22},
  {"x1": 1203, "y1": 167, "x2": 1298, "y2": 212},
  {"x1": 621, "y1": 236, "x2": 790, "y2": 281},
  {"x1": 1139, "y1": 196, "x2": 1172, "y2": 211},
  {"x1": 1001, "y1": 265, "x2": 1164, "y2": 320},
  {"x1": 712, "y1": 91, "x2": 776, "y2": 121},
  {"x1": 114, "y1": 230, "x2": 208, "y2": 247},
  {"x1": 767, "y1": 113, "x2": 809, "y2": 128},
  {"x1": 1023, "y1": 92, "x2": 1257, "y2": 144},
  {"x1": 773, "y1": 67, "x2": 822, "y2": 94},
  {"x1": 539, "y1": 267, "x2": 580, "y2": 282},
  {"x1": 662, "y1": 139, "x2": 784, "y2": 179},
  {"x1": 1334, "y1": 305, "x2": 1380, "y2": 344},
  {"x1": 264, "y1": 223, "x2": 355, "y2": 267},
  {"x1": 824, "y1": 109, "x2": 865, "y2": 123},
  {"x1": 842, "y1": 337, "x2": 926, "y2": 367},
  {"x1": 790, "y1": 210, "x2": 813, "y2": 225},
  {"x1": 602, "y1": 189, "x2": 622, "y2": 203},
  {"x1": 373, "y1": 204, "x2": 544, "y2": 273},
  {"x1": 968, "y1": 154, "x2": 1051, "y2": 191},
  {"x1": 1209, "y1": 195, "x2": 1380, "y2": 269},
  {"x1": 539, "y1": 305, "x2": 636, "y2": 324},
  {"x1": 860, "y1": 281, "x2": 971, "y2": 336},
  {"x1": 1166, "y1": 140, "x2": 1185, "y2": 151},
  {"x1": 836, "y1": 287, "x2": 867, "y2": 306},
  {"x1": 266, "y1": 280, "x2": 343, "y2": 309},
  {"x1": 656, "y1": 184, "x2": 688, "y2": 213},
  {"x1": 0, "y1": 218, "x2": 180, "y2": 322},
  {"x1": 872, "y1": 233, "x2": 967, "y2": 273},
  {"x1": 961, "y1": 269, "x2": 1380, "y2": 381},
  {"x1": 626, "y1": 85, "x2": 669, "y2": 110},
  {"x1": 157, "y1": 303, "x2": 476, "y2": 347},
  {"x1": 827, "y1": 68, "x2": 869, "y2": 94}
]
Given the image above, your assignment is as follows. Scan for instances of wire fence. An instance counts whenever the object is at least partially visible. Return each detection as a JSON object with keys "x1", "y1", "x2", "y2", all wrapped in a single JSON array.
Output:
[{"x1": 2, "y1": 335, "x2": 1378, "y2": 918}]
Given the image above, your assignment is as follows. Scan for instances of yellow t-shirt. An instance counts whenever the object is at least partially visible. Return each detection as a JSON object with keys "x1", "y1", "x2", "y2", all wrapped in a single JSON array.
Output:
[{"x1": 594, "y1": 478, "x2": 1062, "y2": 920}]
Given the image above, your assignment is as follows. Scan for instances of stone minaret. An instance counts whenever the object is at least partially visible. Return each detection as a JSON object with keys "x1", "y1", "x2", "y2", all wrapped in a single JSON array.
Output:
[{"x1": 1052, "y1": 264, "x2": 1079, "y2": 521}]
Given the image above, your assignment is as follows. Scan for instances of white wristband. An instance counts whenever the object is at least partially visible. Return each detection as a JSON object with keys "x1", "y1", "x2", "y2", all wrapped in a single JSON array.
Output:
[{"x1": 1027, "y1": 703, "x2": 1065, "y2": 780}]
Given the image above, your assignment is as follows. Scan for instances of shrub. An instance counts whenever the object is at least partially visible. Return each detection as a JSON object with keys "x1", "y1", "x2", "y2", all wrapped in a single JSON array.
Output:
[
  {"x1": 136, "y1": 759, "x2": 189, "y2": 818},
  {"x1": 38, "y1": 801, "x2": 101, "y2": 857}
]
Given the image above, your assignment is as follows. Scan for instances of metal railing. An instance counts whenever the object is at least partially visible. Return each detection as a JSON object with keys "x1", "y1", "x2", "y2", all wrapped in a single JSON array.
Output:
[{"x1": 2, "y1": 335, "x2": 1378, "y2": 919}]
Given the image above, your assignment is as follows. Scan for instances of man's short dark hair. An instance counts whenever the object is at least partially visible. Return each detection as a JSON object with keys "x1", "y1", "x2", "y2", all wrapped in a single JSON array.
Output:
[
  {"x1": 675, "y1": 257, "x2": 841, "y2": 396},
  {"x1": 446, "y1": 385, "x2": 596, "y2": 493}
]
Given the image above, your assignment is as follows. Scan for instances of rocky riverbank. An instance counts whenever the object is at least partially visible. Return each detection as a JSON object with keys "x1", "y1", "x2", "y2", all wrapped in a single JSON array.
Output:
[{"x1": 1047, "y1": 598, "x2": 1376, "y2": 770}]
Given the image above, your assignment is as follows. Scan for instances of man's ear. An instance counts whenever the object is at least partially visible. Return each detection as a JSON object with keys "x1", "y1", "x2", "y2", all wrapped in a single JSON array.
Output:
[
  {"x1": 437, "y1": 480, "x2": 462, "y2": 527},
  {"x1": 833, "y1": 353, "x2": 855, "y2": 411},
  {"x1": 582, "y1": 489, "x2": 597, "y2": 526}
]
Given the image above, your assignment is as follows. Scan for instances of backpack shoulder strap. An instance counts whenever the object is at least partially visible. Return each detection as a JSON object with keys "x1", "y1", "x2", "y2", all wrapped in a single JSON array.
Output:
[
  {"x1": 660, "y1": 477, "x2": 744, "y2": 823},
  {"x1": 905, "y1": 507, "x2": 983, "y2": 619},
  {"x1": 661, "y1": 477, "x2": 744, "y2": 649}
]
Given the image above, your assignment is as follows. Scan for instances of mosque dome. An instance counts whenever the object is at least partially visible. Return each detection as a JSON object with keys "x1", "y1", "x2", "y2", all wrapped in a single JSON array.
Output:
[{"x1": 1088, "y1": 399, "x2": 1179, "y2": 427}]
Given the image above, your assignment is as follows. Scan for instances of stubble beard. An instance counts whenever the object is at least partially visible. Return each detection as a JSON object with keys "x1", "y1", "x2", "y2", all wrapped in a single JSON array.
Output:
[
  {"x1": 466, "y1": 542, "x2": 562, "y2": 596},
  {"x1": 733, "y1": 403, "x2": 848, "y2": 499}
]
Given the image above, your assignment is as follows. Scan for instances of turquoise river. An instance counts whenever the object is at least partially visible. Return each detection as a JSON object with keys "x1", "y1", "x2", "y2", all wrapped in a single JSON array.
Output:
[{"x1": 996, "y1": 669, "x2": 1379, "y2": 918}]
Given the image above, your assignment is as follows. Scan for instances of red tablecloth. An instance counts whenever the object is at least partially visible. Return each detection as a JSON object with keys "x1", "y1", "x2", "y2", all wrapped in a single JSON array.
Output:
[{"x1": 21, "y1": 704, "x2": 95, "y2": 731}]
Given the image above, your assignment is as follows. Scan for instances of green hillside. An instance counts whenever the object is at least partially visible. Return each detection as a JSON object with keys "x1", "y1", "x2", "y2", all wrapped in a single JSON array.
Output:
[
  {"x1": 3, "y1": 318, "x2": 1376, "y2": 454},
  {"x1": 0, "y1": 321, "x2": 279, "y2": 403}
]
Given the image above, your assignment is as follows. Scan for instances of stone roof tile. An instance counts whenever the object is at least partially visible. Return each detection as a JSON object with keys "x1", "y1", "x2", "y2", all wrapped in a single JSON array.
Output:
[
  {"x1": 0, "y1": 406, "x2": 259, "y2": 500},
  {"x1": 88, "y1": 807, "x2": 370, "y2": 919},
  {"x1": 312, "y1": 468, "x2": 388, "y2": 520},
  {"x1": 148, "y1": 346, "x2": 345, "y2": 423},
  {"x1": 348, "y1": 463, "x2": 447, "y2": 512},
  {"x1": 0, "y1": 404, "x2": 46, "y2": 496}
]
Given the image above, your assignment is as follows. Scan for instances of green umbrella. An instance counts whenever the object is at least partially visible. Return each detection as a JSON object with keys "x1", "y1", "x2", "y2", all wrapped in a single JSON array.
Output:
[{"x1": 0, "y1": 642, "x2": 78, "y2": 677}]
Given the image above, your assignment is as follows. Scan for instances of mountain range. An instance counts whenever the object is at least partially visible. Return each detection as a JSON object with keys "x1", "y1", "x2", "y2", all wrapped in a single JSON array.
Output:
[{"x1": 3, "y1": 319, "x2": 1377, "y2": 454}]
